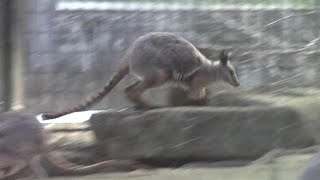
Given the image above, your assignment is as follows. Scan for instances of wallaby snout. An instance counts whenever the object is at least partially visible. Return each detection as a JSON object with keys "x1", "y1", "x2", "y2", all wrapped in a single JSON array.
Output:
[{"x1": 231, "y1": 73, "x2": 240, "y2": 87}]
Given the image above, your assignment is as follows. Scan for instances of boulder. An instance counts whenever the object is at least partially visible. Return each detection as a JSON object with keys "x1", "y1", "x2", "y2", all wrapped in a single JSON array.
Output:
[{"x1": 89, "y1": 106, "x2": 314, "y2": 162}]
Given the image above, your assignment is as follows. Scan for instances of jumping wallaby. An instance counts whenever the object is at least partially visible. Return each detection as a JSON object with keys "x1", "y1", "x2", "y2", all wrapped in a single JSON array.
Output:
[
  {"x1": 42, "y1": 32, "x2": 240, "y2": 119},
  {"x1": 0, "y1": 112, "x2": 151, "y2": 179}
]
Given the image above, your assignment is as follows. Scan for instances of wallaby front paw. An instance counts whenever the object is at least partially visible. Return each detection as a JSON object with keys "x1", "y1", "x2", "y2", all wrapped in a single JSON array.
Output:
[
  {"x1": 191, "y1": 98, "x2": 208, "y2": 106},
  {"x1": 133, "y1": 104, "x2": 163, "y2": 110}
]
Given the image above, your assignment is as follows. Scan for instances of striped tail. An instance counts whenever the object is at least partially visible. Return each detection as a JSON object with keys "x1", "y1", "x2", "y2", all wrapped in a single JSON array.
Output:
[{"x1": 42, "y1": 61, "x2": 129, "y2": 120}]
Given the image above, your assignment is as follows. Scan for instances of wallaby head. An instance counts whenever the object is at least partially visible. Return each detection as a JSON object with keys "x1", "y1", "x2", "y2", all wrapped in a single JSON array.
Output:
[{"x1": 216, "y1": 50, "x2": 240, "y2": 87}]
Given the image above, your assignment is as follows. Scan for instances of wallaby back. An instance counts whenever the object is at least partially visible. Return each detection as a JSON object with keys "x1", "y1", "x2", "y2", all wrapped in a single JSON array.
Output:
[{"x1": 129, "y1": 32, "x2": 209, "y2": 79}]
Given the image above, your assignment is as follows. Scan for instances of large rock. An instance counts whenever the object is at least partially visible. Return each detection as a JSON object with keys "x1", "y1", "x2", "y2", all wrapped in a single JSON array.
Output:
[
  {"x1": 89, "y1": 106, "x2": 314, "y2": 162},
  {"x1": 39, "y1": 152, "x2": 315, "y2": 180}
]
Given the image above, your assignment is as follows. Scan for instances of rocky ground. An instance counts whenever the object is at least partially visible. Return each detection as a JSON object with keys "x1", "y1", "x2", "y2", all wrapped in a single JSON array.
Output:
[{"x1": 45, "y1": 152, "x2": 314, "y2": 180}]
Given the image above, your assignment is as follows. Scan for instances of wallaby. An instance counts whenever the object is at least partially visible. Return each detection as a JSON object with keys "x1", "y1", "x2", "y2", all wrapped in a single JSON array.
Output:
[
  {"x1": 42, "y1": 32, "x2": 240, "y2": 119},
  {"x1": 0, "y1": 112, "x2": 151, "y2": 179}
]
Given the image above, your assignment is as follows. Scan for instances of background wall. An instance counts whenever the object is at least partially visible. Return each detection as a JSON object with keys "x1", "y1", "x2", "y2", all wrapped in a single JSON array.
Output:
[
  {"x1": 23, "y1": 1, "x2": 320, "y2": 112},
  {"x1": 0, "y1": 1, "x2": 4, "y2": 112}
]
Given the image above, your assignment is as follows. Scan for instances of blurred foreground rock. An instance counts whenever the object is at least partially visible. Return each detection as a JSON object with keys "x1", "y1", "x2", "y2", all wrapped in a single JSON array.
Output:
[
  {"x1": 46, "y1": 87, "x2": 320, "y2": 167},
  {"x1": 89, "y1": 106, "x2": 313, "y2": 162},
  {"x1": 43, "y1": 152, "x2": 316, "y2": 180}
]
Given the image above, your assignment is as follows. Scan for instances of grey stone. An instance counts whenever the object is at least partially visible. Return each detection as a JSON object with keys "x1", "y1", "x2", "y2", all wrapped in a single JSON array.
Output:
[{"x1": 89, "y1": 106, "x2": 313, "y2": 161}]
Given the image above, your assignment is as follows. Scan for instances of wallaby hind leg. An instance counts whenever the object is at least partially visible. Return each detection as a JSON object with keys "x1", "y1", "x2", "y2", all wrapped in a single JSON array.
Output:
[{"x1": 125, "y1": 74, "x2": 169, "y2": 109}]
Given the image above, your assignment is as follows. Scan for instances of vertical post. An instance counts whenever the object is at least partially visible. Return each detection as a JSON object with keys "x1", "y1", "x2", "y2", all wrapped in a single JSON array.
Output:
[
  {"x1": 10, "y1": 0, "x2": 26, "y2": 111},
  {"x1": 2, "y1": 0, "x2": 13, "y2": 111},
  {"x1": 0, "y1": 1, "x2": 3, "y2": 111}
]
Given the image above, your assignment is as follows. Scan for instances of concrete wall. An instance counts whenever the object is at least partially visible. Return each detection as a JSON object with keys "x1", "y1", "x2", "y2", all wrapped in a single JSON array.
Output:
[
  {"x1": 23, "y1": 3, "x2": 320, "y2": 112},
  {"x1": 23, "y1": 0, "x2": 57, "y2": 112}
]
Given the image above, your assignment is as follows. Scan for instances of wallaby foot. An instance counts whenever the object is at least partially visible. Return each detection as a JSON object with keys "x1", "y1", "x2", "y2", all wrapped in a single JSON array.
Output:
[
  {"x1": 133, "y1": 104, "x2": 163, "y2": 110},
  {"x1": 187, "y1": 88, "x2": 208, "y2": 106},
  {"x1": 188, "y1": 88, "x2": 206, "y2": 100},
  {"x1": 190, "y1": 97, "x2": 208, "y2": 106},
  {"x1": 124, "y1": 105, "x2": 162, "y2": 112}
]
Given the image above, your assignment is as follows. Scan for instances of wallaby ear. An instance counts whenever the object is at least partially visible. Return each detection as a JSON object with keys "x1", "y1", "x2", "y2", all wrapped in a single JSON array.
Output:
[{"x1": 219, "y1": 50, "x2": 229, "y2": 66}]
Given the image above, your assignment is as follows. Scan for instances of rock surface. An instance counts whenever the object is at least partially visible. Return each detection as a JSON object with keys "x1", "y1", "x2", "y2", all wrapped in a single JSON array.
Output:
[
  {"x1": 89, "y1": 106, "x2": 314, "y2": 162},
  {"x1": 46, "y1": 153, "x2": 315, "y2": 180}
]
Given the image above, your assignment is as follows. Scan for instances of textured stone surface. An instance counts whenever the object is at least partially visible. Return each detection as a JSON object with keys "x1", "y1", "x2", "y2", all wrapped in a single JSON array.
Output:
[
  {"x1": 39, "y1": 153, "x2": 315, "y2": 180},
  {"x1": 89, "y1": 106, "x2": 313, "y2": 161}
]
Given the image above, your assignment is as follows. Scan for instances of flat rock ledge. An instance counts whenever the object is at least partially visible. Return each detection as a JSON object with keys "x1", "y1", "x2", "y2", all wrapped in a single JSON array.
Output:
[{"x1": 89, "y1": 106, "x2": 314, "y2": 163}]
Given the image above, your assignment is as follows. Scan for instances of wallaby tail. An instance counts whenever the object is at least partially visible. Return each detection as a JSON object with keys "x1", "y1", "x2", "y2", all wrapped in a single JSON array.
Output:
[
  {"x1": 41, "y1": 60, "x2": 129, "y2": 120},
  {"x1": 43, "y1": 152, "x2": 153, "y2": 176}
]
